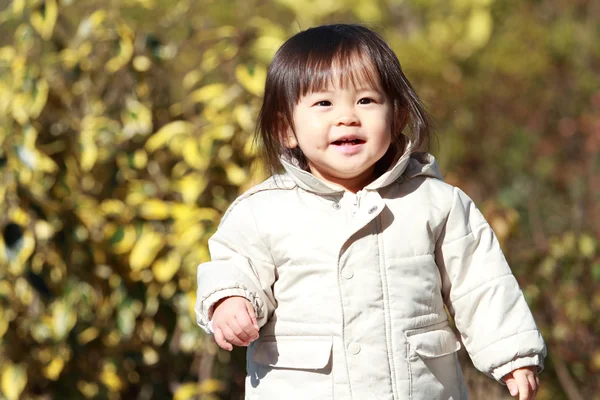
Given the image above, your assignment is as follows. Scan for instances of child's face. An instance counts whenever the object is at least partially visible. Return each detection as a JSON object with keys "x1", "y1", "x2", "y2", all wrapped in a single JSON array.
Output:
[{"x1": 286, "y1": 79, "x2": 392, "y2": 192}]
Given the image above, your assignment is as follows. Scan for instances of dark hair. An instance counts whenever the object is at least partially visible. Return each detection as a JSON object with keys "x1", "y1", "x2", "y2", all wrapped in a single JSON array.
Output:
[{"x1": 255, "y1": 24, "x2": 433, "y2": 173}]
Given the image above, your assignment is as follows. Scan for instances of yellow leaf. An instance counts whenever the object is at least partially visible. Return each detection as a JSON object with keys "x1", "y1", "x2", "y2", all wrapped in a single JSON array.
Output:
[
  {"x1": 152, "y1": 252, "x2": 182, "y2": 283},
  {"x1": 30, "y1": 0, "x2": 58, "y2": 40},
  {"x1": 100, "y1": 364, "x2": 123, "y2": 392},
  {"x1": 183, "y1": 70, "x2": 202, "y2": 90},
  {"x1": 80, "y1": 141, "x2": 98, "y2": 172},
  {"x1": 174, "y1": 225, "x2": 204, "y2": 248},
  {"x1": 105, "y1": 25, "x2": 134, "y2": 73},
  {"x1": 139, "y1": 199, "x2": 171, "y2": 220},
  {"x1": 579, "y1": 234, "x2": 596, "y2": 258},
  {"x1": 225, "y1": 162, "x2": 248, "y2": 186},
  {"x1": 77, "y1": 327, "x2": 100, "y2": 345},
  {"x1": 189, "y1": 83, "x2": 227, "y2": 103},
  {"x1": 171, "y1": 204, "x2": 219, "y2": 222},
  {"x1": 174, "y1": 383, "x2": 199, "y2": 400},
  {"x1": 174, "y1": 174, "x2": 207, "y2": 204},
  {"x1": 0, "y1": 308, "x2": 9, "y2": 339},
  {"x1": 466, "y1": 7, "x2": 493, "y2": 49},
  {"x1": 129, "y1": 228, "x2": 164, "y2": 271},
  {"x1": 234, "y1": 104, "x2": 255, "y2": 133},
  {"x1": 51, "y1": 301, "x2": 77, "y2": 340},
  {"x1": 100, "y1": 199, "x2": 126, "y2": 216},
  {"x1": 235, "y1": 64, "x2": 266, "y2": 97},
  {"x1": 132, "y1": 149, "x2": 148, "y2": 169},
  {"x1": 34, "y1": 220, "x2": 55, "y2": 240},
  {"x1": 107, "y1": 225, "x2": 137, "y2": 254},
  {"x1": 37, "y1": 152, "x2": 58, "y2": 173},
  {"x1": 122, "y1": 97, "x2": 153, "y2": 137},
  {"x1": 182, "y1": 138, "x2": 209, "y2": 170},
  {"x1": 11, "y1": 93, "x2": 29, "y2": 125},
  {"x1": 44, "y1": 357, "x2": 65, "y2": 381},
  {"x1": 29, "y1": 78, "x2": 49, "y2": 118},
  {"x1": 77, "y1": 381, "x2": 99, "y2": 398},
  {"x1": 1, "y1": 362, "x2": 27, "y2": 400},
  {"x1": 142, "y1": 346, "x2": 159, "y2": 365},
  {"x1": 145, "y1": 121, "x2": 193, "y2": 152},
  {"x1": 12, "y1": 0, "x2": 26, "y2": 15},
  {"x1": 76, "y1": 10, "x2": 107, "y2": 40},
  {"x1": 198, "y1": 379, "x2": 226, "y2": 394},
  {"x1": 133, "y1": 55, "x2": 151, "y2": 71}
]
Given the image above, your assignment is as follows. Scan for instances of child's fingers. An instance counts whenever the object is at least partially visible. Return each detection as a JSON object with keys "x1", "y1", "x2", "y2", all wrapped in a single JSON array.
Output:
[
  {"x1": 228, "y1": 317, "x2": 253, "y2": 343},
  {"x1": 245, "y1": 301, "x2": 260, "y2": 331},
  {"x1": 221, "y1": 324, "x2": 250, "y2": 347},
  {"x1": 236, "y1": 307, "x2": 259, "y2": 340},
  {"x1": 505, "y1": 376, "x2": 518, "y2": 397},
  {"x1": 214, "y1": 328, "x2": 233, "y2": 351},
  {"x1": 527, "y1": 373, "x2": 538, "y2": 398},
  {"x1": 514, "y1": 371, "x2": 531, "y2": 400}
]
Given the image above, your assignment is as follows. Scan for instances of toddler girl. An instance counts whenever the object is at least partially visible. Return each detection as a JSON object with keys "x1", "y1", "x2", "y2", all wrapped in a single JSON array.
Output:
[{"x1": 196, "y1": 24, "x2": 546, "y2": 400}]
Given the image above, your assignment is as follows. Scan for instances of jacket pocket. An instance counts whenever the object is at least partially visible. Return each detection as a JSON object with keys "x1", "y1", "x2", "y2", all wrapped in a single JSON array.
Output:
[
  {"x1": 405, "y1": 326, "x2": 467, "y2": 400},
  {"x1": 246, "y1": 336, "x2": 333, "y2": 400}
]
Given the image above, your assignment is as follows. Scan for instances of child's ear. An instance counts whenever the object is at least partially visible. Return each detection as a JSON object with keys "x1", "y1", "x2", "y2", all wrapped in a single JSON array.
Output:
[{"x1": 282, "y1": 127, "x2": 298, "y2": 149}]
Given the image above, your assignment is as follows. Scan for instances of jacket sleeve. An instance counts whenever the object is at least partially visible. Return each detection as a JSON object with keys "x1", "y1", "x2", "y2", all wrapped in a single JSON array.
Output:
[
  {"x1": 195, "y1": 197, "x2": 276, "y2": 334},
  {"x1": 435, "y1": 186, "x2": 546, "y2": 382}
]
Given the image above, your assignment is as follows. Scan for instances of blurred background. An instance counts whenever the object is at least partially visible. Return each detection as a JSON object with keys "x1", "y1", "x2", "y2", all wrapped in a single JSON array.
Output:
[{"x1": 0, "y1": 0, "x2": 598, "y2": 399}]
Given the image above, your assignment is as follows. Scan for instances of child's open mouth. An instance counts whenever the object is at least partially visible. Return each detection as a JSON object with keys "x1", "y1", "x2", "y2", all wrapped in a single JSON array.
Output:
[{"x1": 332, "y1": 138, "x2": 365, "y2": 146}]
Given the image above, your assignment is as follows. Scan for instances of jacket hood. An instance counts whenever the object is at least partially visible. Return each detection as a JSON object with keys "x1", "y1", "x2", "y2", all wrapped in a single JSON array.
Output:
[{"x1": 280, "y1": 143, "x2": 443, "y2": 195}]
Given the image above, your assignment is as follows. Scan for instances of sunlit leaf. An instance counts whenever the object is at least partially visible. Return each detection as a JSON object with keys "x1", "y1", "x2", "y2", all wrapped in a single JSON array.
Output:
[
  {"x1": 198, "y1": 379, "x2": 226, "y2": 394},
  {"x1": 122, "y1": 97, "x2": 153, "y2": 137},
  {"x1": 139, "y1": 199, "x2": 171, "y2": 220},
  {"x1": 152, "y1": 251, "x2": 182, "y2": 283},
  {"x1": 173, "y1": 383, "x2": 199, "y2": 400},
  {"x1": 0, "y1": 362, "x2": 27, "y2": 400},
  {"x1": 235, "y1": 64, "x2": 266, "y2": 97},
  {"x1": 224, "y1": 162, "x2": 247, "y2": 186},
  {"x1": 51, "y1": 301, "x2": 77, "y2": 340},
  {"x1": 77, "y1": 327, "x2": 100, "y2": 345},
  {"x1": 579, "y1": 234, "x2": 596, "y2": 258},
  {"x1": 107, "y1": 225, "x2": 138, "y2": 254},
  {"x1": 30, "y1": 0, "x2": 59, "y2": 40},
  {"x1": 189, "y1": 83, "x2": 227, "y2": 104},
  {"x1": 466, "y1": 7, "x2": 493, "y2": 50},
  {"x1": 43, "y1": 357, "x2": 65, "y2": 381},
  {"x1": 105, "y1": 24, "x2": 134, "y2": 73},
  {"x1": 129, "y1": 227, "x2": 164, "y2": 271},
  {"x1": 145, "y1": 121, "x2": 193, "y2": 152},
  {"x1": 100, "y1": 363, "x2": 123, "y2": 392}
]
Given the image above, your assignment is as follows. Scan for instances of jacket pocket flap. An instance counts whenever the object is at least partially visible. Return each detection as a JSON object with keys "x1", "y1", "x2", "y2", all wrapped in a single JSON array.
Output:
[
  {"x1": 252, "y1": 336, "x2": 332, "y2": 369},
  {"x1": 406, "y1": 327, "x2": 461, "y2": 359}
]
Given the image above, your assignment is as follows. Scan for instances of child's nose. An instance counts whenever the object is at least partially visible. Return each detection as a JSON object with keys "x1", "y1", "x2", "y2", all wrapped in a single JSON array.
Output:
[{"x1": 335, "y1": 110, "x2": 359, "y2": 126}]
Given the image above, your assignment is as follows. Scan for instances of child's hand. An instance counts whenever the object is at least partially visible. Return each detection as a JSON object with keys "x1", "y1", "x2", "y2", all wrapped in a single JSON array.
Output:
[
  {"x1": 503, "y1": 366, "x2": 539, "y2": 399},
  {"x1": 211, "y1": 296, "x2": 260, "y2": 351}
]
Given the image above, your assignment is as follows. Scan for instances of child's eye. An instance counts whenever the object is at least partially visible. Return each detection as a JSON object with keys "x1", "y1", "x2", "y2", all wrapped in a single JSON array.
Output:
[
  {"x1": 315, "y1": 100, "x2": 332, "y2": 107},
  {"x1": 358, "y1": 98, "x2": 375, "y2": 105}
]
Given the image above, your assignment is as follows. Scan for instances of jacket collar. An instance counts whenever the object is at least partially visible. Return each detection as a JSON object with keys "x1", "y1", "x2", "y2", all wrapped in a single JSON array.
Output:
[{"x1": 280, "y1": 143, "x2": 416, "y2": 195}]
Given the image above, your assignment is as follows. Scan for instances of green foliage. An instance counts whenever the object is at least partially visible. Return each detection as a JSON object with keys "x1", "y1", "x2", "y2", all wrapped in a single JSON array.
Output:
[{"x1": 0, "y1": 0, "x2": 598, "y2": 399}]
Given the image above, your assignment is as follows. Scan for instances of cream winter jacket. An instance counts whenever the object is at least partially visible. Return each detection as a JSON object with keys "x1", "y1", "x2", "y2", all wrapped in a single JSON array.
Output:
[{"x1": 195, "y1": 149, "x2": 546, "y2": 400}]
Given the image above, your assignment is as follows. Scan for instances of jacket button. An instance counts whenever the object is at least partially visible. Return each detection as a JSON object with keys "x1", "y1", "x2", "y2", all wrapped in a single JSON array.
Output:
[
  {"x1": 332, "y1": 202, "x2": 341, "y2": 210},
  {"x1": 341, "y1": 268, "x2": 354, "y2": 279},
  {"x1": 368, "y1": 206, "x2": 378, "y2": 214},
  {"x1": 348, "y1": 342, "x2": 361, "y2": 355}
]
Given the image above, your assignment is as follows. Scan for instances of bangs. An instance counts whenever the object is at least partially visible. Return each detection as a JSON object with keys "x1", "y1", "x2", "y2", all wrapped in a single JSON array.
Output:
[{"x1": 298, "y1": 47, "x2": 383, "y2": 98}]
